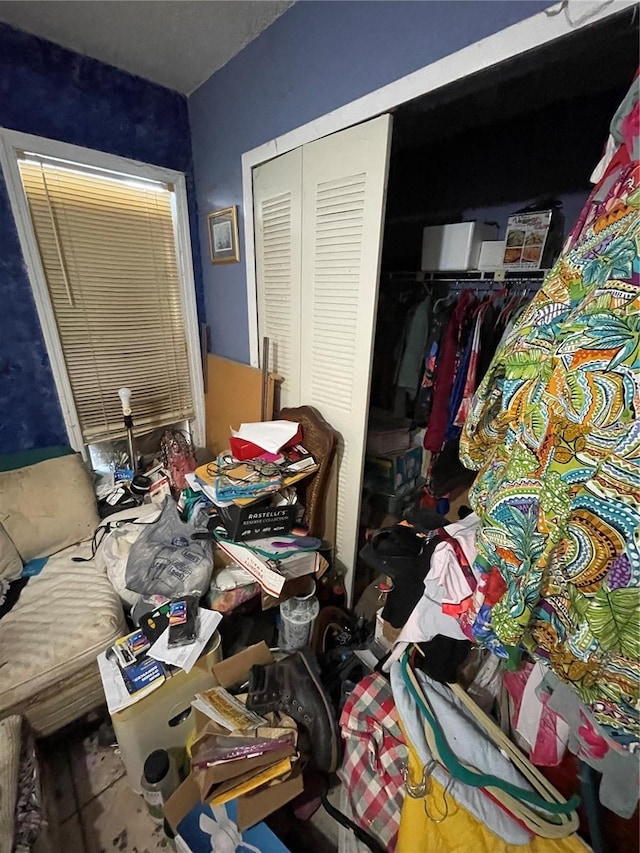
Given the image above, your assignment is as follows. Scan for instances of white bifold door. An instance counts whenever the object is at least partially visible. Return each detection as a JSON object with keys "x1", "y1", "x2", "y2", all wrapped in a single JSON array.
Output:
[{"x1": 253, "y1": 114, "x2": 393, "y2": 601}]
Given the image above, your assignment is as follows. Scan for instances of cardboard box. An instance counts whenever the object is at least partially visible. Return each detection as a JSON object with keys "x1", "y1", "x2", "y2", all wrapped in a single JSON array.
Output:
[
  {"x1": 211, "y1": 641, "x2": 274, "y2": 690},
  {"x1": 365, "y1": 446, "x2": 423, "y2": 493},
  {"x1": 189, "y1": 708, "x2": 298, "y2": 802},
  {"x1": 164, "y1": 641, "x2": 304, "y2": 834},
  {"x1": 366, "y1": 411, "x2": 411, "y2": 455},
  {"x1": 217, "y1": 499, "x2": 297, "y2": 542},
  {"x1": 215, "y1": 540, "x2": 328, "y2": 602},
  {"x1": 164, "y1": 763, "x2": 304, "y2": 834}
]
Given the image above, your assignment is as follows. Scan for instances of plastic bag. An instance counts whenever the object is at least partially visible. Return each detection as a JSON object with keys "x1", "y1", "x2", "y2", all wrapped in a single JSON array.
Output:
[{"x1": 125, "y1": 498, "x2": 213, "y2": 598}]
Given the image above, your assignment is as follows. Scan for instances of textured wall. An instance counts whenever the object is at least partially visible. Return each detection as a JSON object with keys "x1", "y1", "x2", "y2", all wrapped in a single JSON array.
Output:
[
  {"x1": 0, "y1": 23, "x2": 202, "y2": 453},
  {"x1": 188, "y1": 0, "x2": 551, "y2": 364}
]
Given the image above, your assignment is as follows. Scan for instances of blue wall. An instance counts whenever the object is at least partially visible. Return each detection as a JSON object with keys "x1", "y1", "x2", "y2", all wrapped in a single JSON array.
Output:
[
  {"x1": 189, "y1": 0, "x2": 551, "y2": 365},
  {"x1": 0, "y1": 23, "x2": 202, "y2": 454}
]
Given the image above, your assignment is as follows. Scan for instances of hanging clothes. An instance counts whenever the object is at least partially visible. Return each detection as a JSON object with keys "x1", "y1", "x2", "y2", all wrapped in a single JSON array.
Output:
[
  {"x1": 453, "y1": 311, "x2": 482, "y2": 428},
  {"x1": 424, "y1": 290, "x2": 477, "y2": 452},
  {"x1": 413, "y1": 295, "x2": 455, "y2": 427},
  {"x1": 397, "y1": 293, "x2": 432, "y2": 398},
  {"x1": 540, "y1": 670, "x2": 640, "y2": 818},
  {"x1": 459, "y1": 96, "x2": 640, "y2": 748}
]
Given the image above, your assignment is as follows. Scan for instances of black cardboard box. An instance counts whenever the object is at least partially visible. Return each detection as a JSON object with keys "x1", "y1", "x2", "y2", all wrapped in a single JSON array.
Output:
[{"x1": 217, "y1": 500, "x2": 297, "y2": 542}]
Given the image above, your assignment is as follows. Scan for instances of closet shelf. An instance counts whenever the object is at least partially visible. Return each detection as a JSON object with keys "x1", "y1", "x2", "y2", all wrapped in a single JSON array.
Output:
[{"x1": 383, "y1": 268, "x2": 551, "y2": 283}]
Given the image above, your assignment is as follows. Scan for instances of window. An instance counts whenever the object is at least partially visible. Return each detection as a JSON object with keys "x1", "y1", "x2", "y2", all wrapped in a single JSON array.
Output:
[{"x1": 0, "y1": 131, "x2": 204, "y2": 451}]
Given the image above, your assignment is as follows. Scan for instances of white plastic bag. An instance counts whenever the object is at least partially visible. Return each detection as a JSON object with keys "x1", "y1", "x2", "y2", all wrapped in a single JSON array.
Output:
[{"x1": 125, "y1": 499, "x2": 213, "y2": 598}]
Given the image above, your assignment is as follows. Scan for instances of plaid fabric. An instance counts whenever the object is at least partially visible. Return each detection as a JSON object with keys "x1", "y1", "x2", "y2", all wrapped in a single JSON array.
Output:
[{"x1": 338, "y1": 672, "x2": 407, "y2": 852}]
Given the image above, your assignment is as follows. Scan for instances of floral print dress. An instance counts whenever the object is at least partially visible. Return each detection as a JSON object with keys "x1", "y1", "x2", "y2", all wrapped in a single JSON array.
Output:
[{"x1": 460, "y1": 117, "x2": 640, "y2": 749}]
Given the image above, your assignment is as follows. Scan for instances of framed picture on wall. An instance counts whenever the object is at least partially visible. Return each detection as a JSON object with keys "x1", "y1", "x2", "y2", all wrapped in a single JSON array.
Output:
[{"x1": 208, "y1": 205, "x2": 240, "y2": 264}]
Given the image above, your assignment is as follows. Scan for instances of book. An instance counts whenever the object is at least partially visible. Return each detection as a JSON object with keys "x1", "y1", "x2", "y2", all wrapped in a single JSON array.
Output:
[
  {"x1": 121, "y1": 655, "x2": 166, "y2": 697},
  {"x1": 97, "y1": 648, "x2": 166, "y2": 713},
  {"x1": 191, "y1": 735, "x2": 290, "y2": 768},
  {"x1": 209, "y1": 757, "x2": 293, "y2": 806}
]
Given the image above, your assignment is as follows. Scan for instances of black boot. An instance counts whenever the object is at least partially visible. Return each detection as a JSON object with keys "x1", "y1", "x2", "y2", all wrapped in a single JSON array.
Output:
[{"x1": 246, "y1": 648, "x2": 340, "y2": 773}]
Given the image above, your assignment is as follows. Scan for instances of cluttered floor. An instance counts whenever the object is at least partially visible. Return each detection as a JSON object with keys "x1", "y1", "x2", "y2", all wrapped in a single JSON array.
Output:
[{"x1": 39, "y1": 715, "x2": 340, "y2": 853}]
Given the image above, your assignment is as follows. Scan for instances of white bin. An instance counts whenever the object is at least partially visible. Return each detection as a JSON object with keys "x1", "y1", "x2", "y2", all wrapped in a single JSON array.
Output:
[
  {"x1": 111, "y1": 631, "x2": 222, "y2": 792},
  {"x1": 421, "y1": 222, "x2": 498, "y2": 271}
]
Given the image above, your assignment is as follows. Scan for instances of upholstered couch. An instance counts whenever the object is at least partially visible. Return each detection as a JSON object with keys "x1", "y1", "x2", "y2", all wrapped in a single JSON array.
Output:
[{"x1": 0, "y1": 447, "x2": 126, "y2": 736}]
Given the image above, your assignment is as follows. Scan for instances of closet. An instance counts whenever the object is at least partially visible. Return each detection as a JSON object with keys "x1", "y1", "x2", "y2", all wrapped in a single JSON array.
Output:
[
  {"x1": 253, "y1": 115, "x2": 392, "y2": 600},
  {"x1": 252, "y1": 7, "x2": 639, "y2": 603}
]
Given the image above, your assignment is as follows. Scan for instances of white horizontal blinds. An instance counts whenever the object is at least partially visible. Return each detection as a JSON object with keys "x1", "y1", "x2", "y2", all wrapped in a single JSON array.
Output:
[
  {"x1": 253, "y1": 147, "x2": 302, "y2": 407},
  {"x1": 18, "y1": 158, "x2": 194, "y2": 442},
  {"x1": 300, "y1": 115, "x2": 392, "y2": 601}
]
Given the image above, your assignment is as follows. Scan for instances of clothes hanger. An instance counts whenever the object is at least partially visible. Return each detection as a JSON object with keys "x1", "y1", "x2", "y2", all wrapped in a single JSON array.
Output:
[
  {"x1": 497, "y1": 284, "x2": 525, "y2": 326},
  {"x1": 400, "y1": 651, "x2": 580, "y2": 838},
  {"x1": 473, "y1": 286, "x2": 506, "y2": 319}
]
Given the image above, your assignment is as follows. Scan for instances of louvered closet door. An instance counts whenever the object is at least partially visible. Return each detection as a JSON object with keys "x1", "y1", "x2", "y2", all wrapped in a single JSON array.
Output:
[
  {"x1": 300, "y1": 114, "x2": 393, "y2": 600},
  {"x1": 253, "y1": 147, "x2": 302, "y2": 407}
]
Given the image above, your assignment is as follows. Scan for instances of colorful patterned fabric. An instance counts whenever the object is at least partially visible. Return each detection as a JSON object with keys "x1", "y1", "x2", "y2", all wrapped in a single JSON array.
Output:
[
  {"x1": 460, "y1": 134, "x2": 640, "y2": 748},
  {"x1": 338, "y1": 672, "x2": 407, "y2": 852}
]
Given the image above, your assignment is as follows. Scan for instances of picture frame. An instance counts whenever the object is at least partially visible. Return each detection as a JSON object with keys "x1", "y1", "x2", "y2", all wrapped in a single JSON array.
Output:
[{"x1": 207, "y1": 205, "x2": 240, "y2": 264}]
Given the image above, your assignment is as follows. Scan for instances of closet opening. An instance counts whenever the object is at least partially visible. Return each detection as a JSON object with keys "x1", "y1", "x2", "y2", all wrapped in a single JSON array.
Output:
[{"x1": 358, "y1": 7, "x2": 639, "y2": 603}]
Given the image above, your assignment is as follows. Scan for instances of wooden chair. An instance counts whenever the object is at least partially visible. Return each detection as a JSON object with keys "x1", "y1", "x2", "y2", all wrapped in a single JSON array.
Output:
[{"x1": 278, "y1": 405, "x2": 338, "y2": 538}]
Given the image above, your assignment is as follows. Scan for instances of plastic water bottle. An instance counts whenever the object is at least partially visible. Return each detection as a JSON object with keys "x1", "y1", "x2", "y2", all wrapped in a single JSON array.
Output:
[{"x1": 279, "y1": 581, "x2": 320, "y2": 650}]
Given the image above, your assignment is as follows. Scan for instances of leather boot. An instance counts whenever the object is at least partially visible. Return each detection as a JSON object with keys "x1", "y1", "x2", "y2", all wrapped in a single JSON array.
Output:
[{"x1": 246, "y1": 648, "x2": 340, "y2": 773}]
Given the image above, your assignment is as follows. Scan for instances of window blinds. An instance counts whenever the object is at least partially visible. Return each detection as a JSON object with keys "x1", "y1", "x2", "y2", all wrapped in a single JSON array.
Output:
[{"x1": 18, "y1": 157, "x2": 194, "y2": 443}]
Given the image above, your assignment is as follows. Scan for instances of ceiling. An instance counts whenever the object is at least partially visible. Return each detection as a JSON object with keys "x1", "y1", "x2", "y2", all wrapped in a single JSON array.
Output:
[{"x1": 0, "y1": 0, "x2": 294, "y2": 94}]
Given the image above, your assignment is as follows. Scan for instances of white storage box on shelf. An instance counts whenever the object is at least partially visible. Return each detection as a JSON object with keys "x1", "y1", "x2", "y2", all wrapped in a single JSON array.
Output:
[
  {"x1": 478, "y1": 240, "x2": 506, "y2": 270},
  {"x1": 421, "y1": 221, "x2": 499, "y2": 271},
  {"x1": 111, "y1": 632, "x2": 222, "y2": 792}
]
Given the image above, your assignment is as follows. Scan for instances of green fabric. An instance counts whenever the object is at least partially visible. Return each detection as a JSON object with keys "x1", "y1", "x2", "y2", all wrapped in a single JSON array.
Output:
[{"x1": 0, "y1": 446, "x2": 74, "y2": 473}]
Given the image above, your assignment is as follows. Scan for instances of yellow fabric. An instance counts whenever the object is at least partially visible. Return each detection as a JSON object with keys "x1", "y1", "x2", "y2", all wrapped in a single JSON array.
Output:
[{"x1": 397, "y1": 732, "x2": 589, "y2": 853}]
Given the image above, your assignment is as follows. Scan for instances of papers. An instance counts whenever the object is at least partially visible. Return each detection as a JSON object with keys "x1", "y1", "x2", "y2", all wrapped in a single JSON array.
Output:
[
  {"x1": 184, "y1": 472, "x2": 202, "y2": 492},
  {"x1": 148, "y1": 608, "x2": 222, "y2": 674},
  {"x1": 97, "y1": 650, "x2": 165, "y2": 714},
  {"x1": 192, "y1": 686, "x2": 267, "y2": 731},
  {"x1": 194, "y1": 460, "x2": 282, "y2": 505},
  {"x1": 233, "y1": 421, "x2": 300, "y2": 455}
]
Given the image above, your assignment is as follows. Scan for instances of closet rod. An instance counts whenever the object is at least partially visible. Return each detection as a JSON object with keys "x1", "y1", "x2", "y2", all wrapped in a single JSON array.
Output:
[{"x1": 381, "y1": 269, "x2": 550, "y2": 283}]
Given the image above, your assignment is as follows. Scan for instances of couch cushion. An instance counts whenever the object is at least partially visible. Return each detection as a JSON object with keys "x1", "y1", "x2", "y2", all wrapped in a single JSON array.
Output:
[
  {"x1": 0, "y1": 454, "x2": 99, "y2": 561},
  {"x1": 0, "y1": 525, "x2": 22, "y2": 586},
  {"x1": 0, "y1": 540, "x2": 125, "y2": 719}
]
